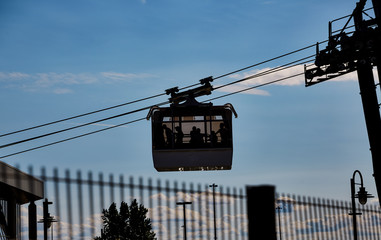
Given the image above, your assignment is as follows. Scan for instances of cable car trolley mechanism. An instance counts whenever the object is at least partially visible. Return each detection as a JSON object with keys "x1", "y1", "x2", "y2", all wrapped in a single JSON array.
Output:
[{"x1": 147, "y1": 77, "x2": 238, "y2": 172}]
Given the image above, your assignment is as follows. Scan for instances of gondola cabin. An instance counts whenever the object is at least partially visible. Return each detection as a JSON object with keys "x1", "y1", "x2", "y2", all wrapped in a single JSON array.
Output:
[{"x1": 147, "y1": 101, "x2": 237, "y2": 172}]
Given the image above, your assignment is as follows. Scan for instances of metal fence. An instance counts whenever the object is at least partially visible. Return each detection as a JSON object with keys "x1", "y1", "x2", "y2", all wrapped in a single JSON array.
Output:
[{"x1": 13, "y1": 166, "x2": 381, "y2": 239}]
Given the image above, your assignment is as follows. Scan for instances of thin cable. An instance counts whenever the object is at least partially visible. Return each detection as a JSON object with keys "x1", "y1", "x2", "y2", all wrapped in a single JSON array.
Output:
[
  {"x1": 0, "y1": 93, "x2": 166, "y2": 138},
  {"x1": 0, "y1": 118, "x2": 146, "y2": 159},
  {"x1": 0, "y1": 101, "x2": 169, "y2": 149},
  {"x1": 213, "y1": 43, "x2": 319, "y2": 80},
  {"x1": 0, "y1": 82, "x2": 202, "y2": 138},
  {"x1": 214, "y1": 55, "x2": 315, "y2": 91},
  {"x1": 0, "y1": 41, "x2": 325, "y2": 139},
  {"x1": 207, "y1": 72, "x2": 306, "y2": 102},
  {"x1": 0, "y1": 66, "x2": 313, "y2": 159},
  {"x1": 1, "y1": 56, "x2": 314, "y2": 149}
]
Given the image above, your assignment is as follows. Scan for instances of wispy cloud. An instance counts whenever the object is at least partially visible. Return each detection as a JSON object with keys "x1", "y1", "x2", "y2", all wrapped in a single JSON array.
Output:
[
  {"x1": 215, "y1": 64, "x2": 362, "y2": 96},
  {"x1": 101, "y1": 72, "x2": 155, "y2": 82},
  {"x1": 0, "y1": 71, "x2": 155, "y2": 94}
]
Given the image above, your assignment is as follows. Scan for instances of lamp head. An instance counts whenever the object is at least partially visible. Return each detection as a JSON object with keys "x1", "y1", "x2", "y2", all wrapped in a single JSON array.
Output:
[{"x1": 357, "y1": 187, "x2": 368, "y2": 205}]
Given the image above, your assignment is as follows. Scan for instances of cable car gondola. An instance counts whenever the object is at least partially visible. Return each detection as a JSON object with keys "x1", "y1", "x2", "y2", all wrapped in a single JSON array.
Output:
[{"x1": 147, "y1": 78, "x2": 237, "y2": 172}]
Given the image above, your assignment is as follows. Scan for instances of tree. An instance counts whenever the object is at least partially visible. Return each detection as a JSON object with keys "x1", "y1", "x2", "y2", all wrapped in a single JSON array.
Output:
[{"x1": 95, "y1": 199, "x2": 156, "y2": 240}]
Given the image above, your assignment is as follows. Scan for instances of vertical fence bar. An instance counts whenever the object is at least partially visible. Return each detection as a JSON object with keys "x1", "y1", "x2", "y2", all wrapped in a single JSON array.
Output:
[
  {"x1": 226, "y1": 187, "x2": 232, "y2": 240},
  {"x1": 130, "y1": 176, "x2": 134, "y2": 203},
  {"x1": 52, "y1": 168, "x2": 62, "y2": 240},
  {"x1": 364, "y1": 205, "x2": 371, "y2": 240},
  {"x1": 220, "y1": 186, "x2": 225, "y2": 240},
  {"x1": 88, "y1": 171, "x2": 95, "y2": 239},
  {"x1": 119, "y1": 175, "x2": 124, "y2": 203},
  {"x1": 332, "y1": 200, "x2": 339, "y2": 239},
  {"x1": 295, "y1": 195, "x2": 302, "y2": 239},
  {"x1": 233, "y1": 187, "x2": 238, "y2": 240},
  {"x1": 345, "y1": 200, "x2": 352, "y2": 239},
  {"x1": 197, "y1": 183, "x2": 203, "y2": 240},
  {"x1": 182, "y1": 181, "x2": 187, "y2": 239},
  {"x1": 240, "y1": 188, "x2": 245, "y2": 240},
  {"x1": 148, "y1": 178, "x2": 153, "y2": 220},
  {"x1": 109, "y1": 174, "x2": 115, "y2": 204},
  {"x1": 139, "y1": 177, "x2": 144, "y2": 205},
  {"x1": 306, "y1": 196, "x2": 313, "y2": 239},
  {"x1": 292, "y1": 194, "x2": 298, "y2": 240},
  {"x1": 206, "y1": 184, "x2": 211, "y2": 240},
  {"x1": 372, "y1": 205, "x2": 378, "y2": 240},
  {"x1": 323, "y1": 198, "x2": 330, "y2": 240},
  {"x1": 301, "y1": 196, "x2": 308, "y2": 239},
  {"x1": 190, "y1": 182, "x2": 195, "y2": 239},
  {"x1": 65, "y1": 170, "x2": 73, "y2": 240},
  {"x1": 157, "y1": 179, "x2": 162, "y2": 239},
  {"x1": 327, "y1": 199, "x2": 334, "y2": 239},
  {"x1": 77, "y1": 171, "x2": 84, "y2": 239},
  {"x1": 99, "y1": 173, "x2": 105, "y2": 211},
  {"x1": 166, "y1": 180, "x2": 171, "y2": 239},
  {"x1": 174, "y1": 181, "x2": 180, "y2": 239},
  {"x1": 338, "y1": 200, "x2": 345, "y2": 240}
]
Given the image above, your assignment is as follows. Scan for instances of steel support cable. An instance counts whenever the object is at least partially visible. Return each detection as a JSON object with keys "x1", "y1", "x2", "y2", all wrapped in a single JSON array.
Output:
[
  {"x1": 213, "y1": 54, "x2": 315, "y2": 91},
  {"x1": 0, "y1": 118, "x2": 147, "y2": 160},
  {"x1": 0, "y1": 101, "x2": 169, "y2": 149},
  {"x1": 0, "y1": 93, "x2": 166, "y2": 138},
  {"x1": 0, "y1": 68, "x2": 311, "y2": 159},
  {"x1": 213, "y1": 43, "x2": 321, "y2": 81},
  {"x1": 1, "y1": 41, "x2": 326, "y2": 139},
  {"x1": 1, "y1": 40, "x2": 330, "y2": 143},
  {"x1": 0, "y1": 58, "x2": 313, "y2": 150},
  {"x1": 0, "y1": 83, "x2": 199, "y2": 139},
  {"x1": 207, "y1": 72, "x2": 306, "y2": 102}
]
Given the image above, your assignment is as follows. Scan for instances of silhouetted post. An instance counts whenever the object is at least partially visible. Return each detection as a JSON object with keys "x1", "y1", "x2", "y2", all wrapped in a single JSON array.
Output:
[
  {"x1": 209, "y1": 183, "x2": 218, "y2": 240},
  {"x1": 29, "y1": 201, "x2": 37, "y2": 240},
  {"x1": 246, "y1": 185, "x2": 276, "y2": 240},
  {"x1": 177, "y1": 201, "x2": 192, "y2": 240},
  {"x1": 354, "y1": 0, "x2": 381, "y2": 207},
  {"x1": 349, "y1": 170, "x2": 374, "y2": 240}
]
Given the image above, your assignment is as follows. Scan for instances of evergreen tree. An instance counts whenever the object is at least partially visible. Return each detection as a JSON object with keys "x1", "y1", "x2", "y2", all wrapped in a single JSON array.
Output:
[{"x1": 95, "y1": 199, "x2": 156, "y2": 240}]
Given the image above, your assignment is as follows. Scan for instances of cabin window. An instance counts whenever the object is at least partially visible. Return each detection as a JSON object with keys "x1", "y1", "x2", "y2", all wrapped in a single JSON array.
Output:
[{"x1": 152, "y1": 110, "x2": 232, "y2": 149}]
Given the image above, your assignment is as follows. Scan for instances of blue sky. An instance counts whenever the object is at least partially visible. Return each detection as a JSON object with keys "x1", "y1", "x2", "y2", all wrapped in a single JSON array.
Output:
[{"x1": 0, "y1": 0, "x2": 379, "y2": 201}]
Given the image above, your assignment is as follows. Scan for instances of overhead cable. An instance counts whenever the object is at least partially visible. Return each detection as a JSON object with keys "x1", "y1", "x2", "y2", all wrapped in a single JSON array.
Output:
[
  {"x1": 0, "y1": 118, "x2": 146, "y2": 159},
  {"x1": 1, "y1": 66, "x2": 311, "y2": 159},
  {"x1": 0, "y1": 101, "x2": 169, "y2": 149},
  {"x1": 214, "y1": 55, "x2": 315, "y2": 91}
]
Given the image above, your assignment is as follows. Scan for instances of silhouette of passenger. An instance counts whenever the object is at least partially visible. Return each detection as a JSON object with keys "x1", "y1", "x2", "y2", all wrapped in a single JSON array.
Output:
[
  {"x1": 216, "y1": 123, "x2": 229, "y2": 146},
  {"x1": 190, "y1": 126, "x2": 197, "y2": 145},
  {"x1": 162, "y1": 124, "x2": 173, "y2": 146},
  {"x1": 196, "y1": 128, "x2": 204, "y2": 145},
  {"x1": 209, "y1": 131, "x2": 217, "y2": 146},
  {"x1": 175, "y1": 126, "x2": 184, "y2": 145}
]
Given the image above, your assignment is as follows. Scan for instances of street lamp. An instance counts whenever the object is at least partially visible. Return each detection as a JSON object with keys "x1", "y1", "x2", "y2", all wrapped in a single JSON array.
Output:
[
  {"x1": 349, "y1": 170, "x2": 373, "y2": 240},
  {"x1": 209, "y1": 183, "x2": 218, "y2": 240},
  {"x1": 177, "y1": 201, "x2": 192, "y2": 240}
]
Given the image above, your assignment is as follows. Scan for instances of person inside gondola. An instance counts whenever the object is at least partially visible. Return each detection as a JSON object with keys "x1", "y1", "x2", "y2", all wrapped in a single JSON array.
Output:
[
  {"x1": 209, "y1": 131, "x2": 217, "y2": 146},
  {"x1": 216, "y1": 123, "x2": 229, "y2": 146},
  {"x1": 162, "y1": 124, "x2": 173, "y2": 146},
  {"x1": 190, "y1": 126, "x2": 197, "y2": 145},
  {"x1": 175, "y1": 126, "x2": 184, "y2": 145},
  {"x1": 196, "y1": 128, "x2": 204, "y2": 145}
]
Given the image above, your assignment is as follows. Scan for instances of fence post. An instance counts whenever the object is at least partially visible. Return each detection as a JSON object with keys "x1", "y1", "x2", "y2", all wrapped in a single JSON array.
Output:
[{"x1": 246, "y1": 185, "x2": 276, "y2": 240}]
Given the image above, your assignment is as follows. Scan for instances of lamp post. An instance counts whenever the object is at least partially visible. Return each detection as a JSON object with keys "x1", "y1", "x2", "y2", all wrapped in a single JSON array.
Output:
[
  {"x1": 209, "y1": 183, "x2": 218, "y2": 240},
  {"x1": 177, "y1": 201, "x2": 192, "y2": 240},
  {"x1": 349, "y1": 170, "x2": 373, "y2": 240}
]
